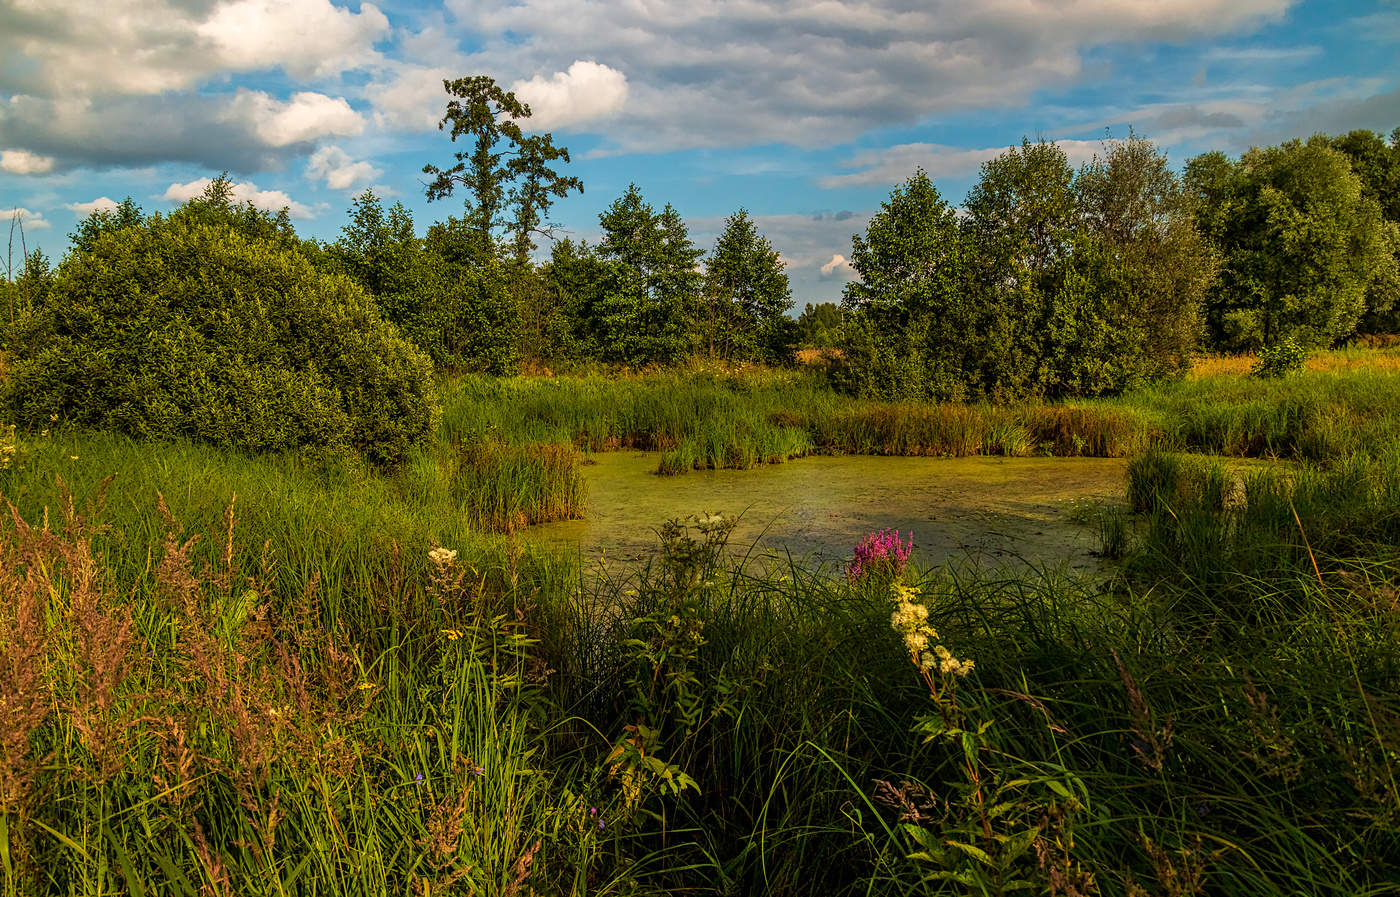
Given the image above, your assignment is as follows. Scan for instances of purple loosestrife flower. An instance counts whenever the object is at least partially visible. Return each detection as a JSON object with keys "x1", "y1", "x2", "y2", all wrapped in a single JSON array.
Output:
[{"x1": 848, "y1": 528, "x2": 914, "y2": 581}]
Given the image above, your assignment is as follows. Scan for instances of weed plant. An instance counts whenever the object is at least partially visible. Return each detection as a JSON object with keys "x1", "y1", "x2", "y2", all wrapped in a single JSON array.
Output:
[{"x1": 2, "y1": 431, "x2": 1398, "y2": 895}]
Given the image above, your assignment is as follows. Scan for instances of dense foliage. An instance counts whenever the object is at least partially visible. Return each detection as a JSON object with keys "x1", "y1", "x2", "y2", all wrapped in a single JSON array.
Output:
[
  {"x1": 700, "y1": 209, "x2": 795, "y2": 363},
  {"x1": 1186, "y1": 137, "x2": 1398, "y2": 350},
  {"x1": 4, "y1": 356, "x2": 1400, "y2": 895},
  {"x1": 836, "y1": 136, "x2": 1214, "y2": 401},
  {"x1": 324, "y1": 192, "x2": 520, "y2": 374},
  {"x1": 795, "y1": 301, "x2": 842, "y2": 348},
  {"x1": 4, "y1": 184, "x2": 437, "y2": 465},
  {"x1": 4, "y1": 72, "x2": 1397, "y2": 443}
]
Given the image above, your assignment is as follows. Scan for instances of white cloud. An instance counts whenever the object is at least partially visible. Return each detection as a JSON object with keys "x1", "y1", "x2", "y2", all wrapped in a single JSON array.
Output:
[
  {"x1": 820, "y1": 253, "x2": 852, "y2": 276},
  {"x1": 162, "y1": 177, "x2": 317, "y2": 219},
  {"x1": 821, "y1": 139, "x2": 1103, "y2": 189},
  {"x1": 2, "y1": 0, "x2": 387, "y2": 99},
  {"x1": 511, "y1": 61, "x2": 629, "y2": 130},
  {"x1": 1202, "y1": 45, "x2": 1321, "y2": 63},
  {"x1": 0, "y1": 91, "x2": 368, "y2": 172},
  {"x1": 197, "y1": 0, "x2": 389, "y2": 80},
  {"x1": 430, "y1": 0, "x2": 1296, "y2": 152},
  {"x1": 4, "y1": 207, "x2": 52, "y2": 230},
  {"x1": 366, "y1": 65, "x2": 456, "y2": 132},
  {"x1": 224, "y1": 90, "x2": 364, "y2": 148},
  {"x1": 1, "y1": 148, "x2": 56, "y2": 175},
  {"x1": 66, "y1": 196, "x2": 120, "y2": 215},
  {"x1": 306, "y1": 145, "x2": 382, "y2": 190}
]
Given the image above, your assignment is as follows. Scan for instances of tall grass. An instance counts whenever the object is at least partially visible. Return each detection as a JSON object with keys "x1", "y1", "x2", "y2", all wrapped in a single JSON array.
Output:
[
  {"x1": 442, "y1": 370, "x2": 1150, "y2": 473},
  {"x1": 444, "y1": 438, "x2": 587, "y2": 529},
  {"x1": 2, "y1": 433, "x2": 1398, "y2": 895},
  {"x1": 433, "y1": 358, "x2": 1400, "y2": 478}
]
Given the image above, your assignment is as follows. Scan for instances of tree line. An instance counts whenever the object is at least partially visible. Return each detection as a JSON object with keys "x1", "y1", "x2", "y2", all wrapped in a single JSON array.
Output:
[
  {"x1": 831, "y1": 129, "x2": 1399, "y2": 400},
  {"x1": 0, "y1": 72, "x2": 1396, "y2": 449}
]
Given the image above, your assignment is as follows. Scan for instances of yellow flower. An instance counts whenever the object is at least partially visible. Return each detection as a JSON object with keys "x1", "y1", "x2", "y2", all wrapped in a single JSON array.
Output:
[
  {"x1": 440, "y1": 628, "x2": 462, "y2": 641},
  {"x1": 891, "y1": 601, "x2": 929, "y2": 630},
  {"x1": 356, "y1": 681, "x2": 377, "y2": 691}
]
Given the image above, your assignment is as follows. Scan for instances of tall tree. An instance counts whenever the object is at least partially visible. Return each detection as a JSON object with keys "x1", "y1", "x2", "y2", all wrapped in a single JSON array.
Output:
[
  {"x1": 1076, "y1": 133, "x2": 1214, "y2": 381},
  {"x1": 591, "y1": 185, "x2": 704, "y2": 365},
  {"x1": 422, "y1": 75, "x2": 582, "y2": 261},
  {"x1": 1186, "y1": 137, "x2": 1397, "y2": 349},
  {"x1": 332, "y1": 189, "x2": 419, "y2": 297},
  {"x1": 962, "y1": 140, "x2": 1079, "y2": 397},
  {"x1": 701, "y1": 209, "x2": 794, "y2": 363},
  {"x1": 795, "y1": 302, "x2": 842, "y2": 349},
  {"x1": 506, "y1": 133, "x2": 584, "y2": 263},
  {"x1": 837, "y1": 168, "x2": 975, "y2": 400},
  {"x1": 1327, "y1": 128, "x2": 1400, "y2": 332}
]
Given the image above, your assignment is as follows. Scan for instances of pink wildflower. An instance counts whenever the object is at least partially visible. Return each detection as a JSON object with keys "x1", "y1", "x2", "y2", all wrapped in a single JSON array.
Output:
[{"x1": 848, "y1": 528, "x2": 914, "y2": 581}]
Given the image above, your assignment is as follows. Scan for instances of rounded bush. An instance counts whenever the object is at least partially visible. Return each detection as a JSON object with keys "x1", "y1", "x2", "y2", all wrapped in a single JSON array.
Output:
[{"x1": 5, "y1": 212, "x2": 438, "y2": 465}]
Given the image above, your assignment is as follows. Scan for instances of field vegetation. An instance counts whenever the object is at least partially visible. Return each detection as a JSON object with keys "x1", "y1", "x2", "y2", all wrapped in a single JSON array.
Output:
[{"x1": 1, "y1": 75, "x2": 1398, "y2": 895}]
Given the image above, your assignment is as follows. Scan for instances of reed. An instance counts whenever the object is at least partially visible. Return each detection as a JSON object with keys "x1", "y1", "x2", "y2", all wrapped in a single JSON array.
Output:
[{"x1": 1, "y1": 432, "x2": 1396, "y2": 895}]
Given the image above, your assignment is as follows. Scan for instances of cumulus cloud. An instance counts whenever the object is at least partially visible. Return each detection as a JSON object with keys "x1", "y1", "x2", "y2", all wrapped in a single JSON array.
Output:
[
  {"x1": 0, "y1": 148, "x2": 55, "y2": 175},
  {"x1": 366, "y1": 65, "x2": 455, "y2": 132},
  {"x1": 196, "y1": 0, "x2": 388, "y2": 80},
  {"x1": 224, "y1": 90, "x2": 364, "y2": 147},
  {"x1": 0, "y1": 0, "x2": 381, "y2": 172},
  {"x1": 820, "y1": 254, "x2": 852, "y2": 276},
  {"x1": 426, "y1": 0, "x2": 1295, "y2": 152},
  {"x1": 66, "y1": 196, "x2": 121, "y2": 215},
  {"x1": 511, "y1": 61, "x2": 628, "y2": 130},
  {"x1": 367, "y1": 58, "x2": 629, "y2": 136},
  {"x1": 163, "y1": 177, "x2": 317, "y2": 219},
  {"x1": 820, "y1": 139, "x2": 1103, "y2": 189},
  {"x1": 1, "y1": 0, "x2": 387, "y2": 99},
  {"x1": 4, "y1": 207, "x2": 51, "y2": 230},
  {"x1": 306, "y1": 145, "x2": 382, "y2": 190},
  {"x1": 0, "y1": 92, "x2": 361, "y2": 172}
]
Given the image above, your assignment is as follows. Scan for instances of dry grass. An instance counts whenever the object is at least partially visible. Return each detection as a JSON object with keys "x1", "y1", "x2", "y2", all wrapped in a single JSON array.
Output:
[
  {"x1": 1189, "y1": 348, "x2": 1400, "y2": 378},
  {"x1": 795, "y1": 347, "x2": 842, "y2": 366}
]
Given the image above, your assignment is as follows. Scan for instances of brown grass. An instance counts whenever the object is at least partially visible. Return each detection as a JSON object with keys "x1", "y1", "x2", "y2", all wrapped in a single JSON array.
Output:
[
  {"x1": 1189, "y1": 348, "x2": 1400, "y2": 378},
  {"x1": 796, "y1": 347, "x2": 842, "y2": 366}
]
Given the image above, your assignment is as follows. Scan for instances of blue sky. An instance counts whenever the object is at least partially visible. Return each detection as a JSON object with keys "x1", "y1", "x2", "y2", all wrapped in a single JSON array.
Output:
[{"x1": 2, "y1": 0, "x2": 1397, "y2": 304}]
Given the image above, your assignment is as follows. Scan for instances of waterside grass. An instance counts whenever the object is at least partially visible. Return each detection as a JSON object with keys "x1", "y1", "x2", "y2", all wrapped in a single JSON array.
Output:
[
  {"x1": 437, "y1": 352, "x2": 1400, "y2": 477},
  {"x1": 0, "y1": 430, "x2": 1397, "y2": 895}
]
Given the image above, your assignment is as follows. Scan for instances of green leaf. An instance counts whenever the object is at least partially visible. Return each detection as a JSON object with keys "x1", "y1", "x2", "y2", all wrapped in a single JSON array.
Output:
[{"x1": 946, "y1": 840, "x2": 995, "y2": 867}]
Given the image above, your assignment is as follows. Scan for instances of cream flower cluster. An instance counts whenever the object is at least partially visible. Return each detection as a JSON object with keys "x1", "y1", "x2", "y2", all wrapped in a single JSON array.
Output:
[
  {"x1": 890, "y1": 583, "x2": 974, "y2": 678},
  {"x1": 428, "y1": 546, "x2": 458, "y2": 566}
]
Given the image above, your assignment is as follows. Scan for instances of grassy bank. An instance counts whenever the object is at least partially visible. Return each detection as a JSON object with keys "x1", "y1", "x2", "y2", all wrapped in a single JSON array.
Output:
[
  {"x1": 437, "y1": 349, "x2": 1400, "y2": 476},
  {"x1": 1, "y1": 430, "x2": 1397, "y2": 895}
]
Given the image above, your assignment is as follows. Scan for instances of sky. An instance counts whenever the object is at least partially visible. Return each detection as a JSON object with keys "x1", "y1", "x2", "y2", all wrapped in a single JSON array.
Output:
[{"x1": 2, "y1": 0, "x2": 1397, "y2": 305}]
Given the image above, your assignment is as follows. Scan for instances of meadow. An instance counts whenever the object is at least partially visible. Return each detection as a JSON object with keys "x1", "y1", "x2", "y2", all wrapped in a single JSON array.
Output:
[{"x1": 1, "y1": 351, "x2": 1399, "y2": 896}]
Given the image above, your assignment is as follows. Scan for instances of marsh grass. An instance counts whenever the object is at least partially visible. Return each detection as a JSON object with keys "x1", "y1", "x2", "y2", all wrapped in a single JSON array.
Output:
[
  {"x1": 5, "y1": 354, "x2": 1400, "y2": 895},
  {"x1": 447, "y1": 438, "x2": 587, "y2": 530},
  {"x1": 434, "y1": 359, "x2": 1400, "y2": 481},
  {"x1": 2, "y1": 432, "x2": 1398, "y2": 895}
]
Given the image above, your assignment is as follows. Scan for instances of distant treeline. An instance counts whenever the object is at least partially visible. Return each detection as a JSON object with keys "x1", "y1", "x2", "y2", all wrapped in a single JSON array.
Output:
[
  {"x1": 829, "y1": 128, "x2": 1400, "y2": 400},
  {"x1": 0, "y1": 70, "x2": 1396, "y2": 456}
]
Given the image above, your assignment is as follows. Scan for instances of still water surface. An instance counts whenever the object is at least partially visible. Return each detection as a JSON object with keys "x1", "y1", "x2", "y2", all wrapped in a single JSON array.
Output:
[{"x1": 529, "y1": 453, "x2": 1126, "y2": 571}]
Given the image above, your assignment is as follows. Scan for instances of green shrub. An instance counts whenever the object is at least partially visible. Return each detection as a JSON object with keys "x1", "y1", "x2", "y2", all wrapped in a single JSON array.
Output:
[
  {"x1": 1252, "y1": 337, "x2": 1310, "y2": 378},
  {"x1": 5, "y1": 210, "x2": 437, "y2": 465}
]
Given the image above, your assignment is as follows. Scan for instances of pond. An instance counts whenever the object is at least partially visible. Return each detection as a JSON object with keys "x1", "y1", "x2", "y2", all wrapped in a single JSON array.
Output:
[{"x1": 528, "y1": 452, "x2": 1127, "y2": 572}]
